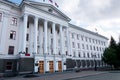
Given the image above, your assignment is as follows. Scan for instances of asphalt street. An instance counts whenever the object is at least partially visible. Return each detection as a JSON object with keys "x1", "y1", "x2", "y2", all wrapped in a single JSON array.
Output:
[{"x1": 66, "y1": 71, "x2": 120, "y2": 80}]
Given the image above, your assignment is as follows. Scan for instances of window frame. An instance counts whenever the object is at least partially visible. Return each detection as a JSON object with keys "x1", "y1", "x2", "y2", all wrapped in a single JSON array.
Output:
[
  {"x1": 11, "y1": 17, "x2": 17, "y2": 26},
  {"x1": 8, "y1": 46, "x2": 14, "y2": 55},
  {"x1": 6, "y1": 62, "x2": 13, "y2": 71},
  {"x1": 9, "y1": 30, "x2": 16, "y2": 40}
]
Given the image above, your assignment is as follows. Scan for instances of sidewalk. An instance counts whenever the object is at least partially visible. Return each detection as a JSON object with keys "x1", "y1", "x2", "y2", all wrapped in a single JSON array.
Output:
[{"x1": 3, "y1": 71, "x2": 107, "y2": 80}]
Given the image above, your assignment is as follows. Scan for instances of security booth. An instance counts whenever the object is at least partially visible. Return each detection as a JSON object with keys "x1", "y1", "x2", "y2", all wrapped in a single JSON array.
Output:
[
  {"x1": 0, "y1": 55, "x2": 19, "y2": 77},
  {"x1": 18, "y1": 52, "x2": 34, "y2": 74}
]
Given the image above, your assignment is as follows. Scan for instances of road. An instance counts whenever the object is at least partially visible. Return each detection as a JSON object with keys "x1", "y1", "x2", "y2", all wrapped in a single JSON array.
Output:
[{"x1": 65, "y1": 71, "x2": 120, "y2": 80}]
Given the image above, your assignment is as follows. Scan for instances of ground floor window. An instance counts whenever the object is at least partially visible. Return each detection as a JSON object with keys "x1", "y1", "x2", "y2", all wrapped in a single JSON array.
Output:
[{"x1": 6, "y1": 62, "x2": 13, "y2": 71}]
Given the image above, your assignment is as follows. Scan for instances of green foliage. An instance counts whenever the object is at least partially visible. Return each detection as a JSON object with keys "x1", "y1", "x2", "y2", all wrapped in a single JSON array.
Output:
[{"x1": 102, "y1": 36, "x2": 120, "y2": 68}]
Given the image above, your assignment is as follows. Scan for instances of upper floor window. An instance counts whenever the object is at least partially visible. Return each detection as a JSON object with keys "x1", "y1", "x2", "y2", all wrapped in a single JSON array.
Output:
[
  {"x1": 0, "y1": 13, "x2": 2, "y2": 21},
  {"x1": 89, "y1": 38, "x2": 91, "y2": 43},
  {"x1": 73, "y1": 51, "x2": 76, "y2": 57},
  {"x1": 90, "y1": 45, "x2": 92, "y2": 50},
  {"x1": 72, "y1": 42, "x2": 75, "y2": 48},
  {"x1": 83, "y1": 52, "x2": 86, "y2": 58},
  {"x1": 26, "y1": 34, "x2": 29, "y2": 41},
  {"x1": 81, "y1": 35, "x2": 84, "y2": 41},
  {"x1": 11, "y1": 17, "x2": 17, "y2": 25},
  {"x1": 87, "y1": 53, "x2": 90, "y2": 58},
  {"x1": 8, "y1": 46, "x2": 14, "y2": 55},
  {"x1": 82, "y1": 44, "x2": 84, "y2": 49},
  {"x1": 78, "y1": 52, "x2": 81, "y2": 57},
  {"x1": 93, "y1": 39, "x2": 94, "y2": 43},
  {"x1": 10, "y1": 31, "x2": 16, "y2": 40},
  {"x1": 78, "y1": 43, "x2": 80, "y2": 48},
  {"x1": 72, "y1": 33, "x2": 74, "y2": 38},
  {"x1": 85, "y1": 37, "x2": 88, "y2": 42},
  {"x1": 86, "y1": 44, "x2": 89, "y2": 50},
  {"x1": 77, "y1": 34, "x2": 79, "y2": 40}
]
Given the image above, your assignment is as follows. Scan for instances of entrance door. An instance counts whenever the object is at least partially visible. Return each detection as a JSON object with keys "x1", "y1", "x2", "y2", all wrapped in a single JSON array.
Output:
[
  {"x1": 58, "y1": 61, "x2": 62, "y2": 72},
  {"x1": 49, "y1": 61, "x2": 54, "y2": 73},
  {"x1": 39, "y1": 61, "x2": 44, "y2": 73}
]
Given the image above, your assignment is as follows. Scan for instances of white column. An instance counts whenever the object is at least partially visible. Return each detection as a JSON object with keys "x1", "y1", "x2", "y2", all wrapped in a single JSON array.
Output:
[
  {"x1": 52, "y1": 23, "x2": 56, "y2": 54},
  {"x1": 52, "y1": 22, "x2": 56, "y2": 72},
  {"x1": 39, "y1": 25, "x2": 43, "y2": 54},
  {"x1": 60, "y1": 25, "x2": 64, "y2": 72},
  {"x1": 66, "y1": 27, "x2": 70, "y2": 55},
  {"x1": 44, "y1": 20, "x2": 48, "y2": 54},
  {"x1": 60, "y1": 25, "x2": 63, "y2": 54},
  {"x1": 29, "y1": 23, "x2": 34, "y2": 54},
  {"x1": 0, "y1": 15, "x2": 8, "y2": 53},
  {"x1": 44, "y1": 20, "x2": 48, "y2": 73},
  {"x1": 21, "y1": 14, "x2": 28, "y2": 52},
  {"x1": 34, "y1": 17, "x2": 38, "y2": 54}
]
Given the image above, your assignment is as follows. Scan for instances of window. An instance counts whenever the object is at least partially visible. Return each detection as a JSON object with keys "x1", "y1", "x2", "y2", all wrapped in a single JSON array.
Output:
[
  {"x1": 77, "y1": 34, "x2": 79, "y2": 40},
  {"x1": 8, "y1": 46, "x2": 14, "y2": 55},
  {"x1": 72, "y1": 42, "x2": 75, "y2": 48},
  {"x1": 83, "y1": 52, "x2": 86, "y2": 58},
  {"x1": 51, "y1": 28, "x2": 52, "y2": 34},
  {"x1": 78, "y1": 52, "x2": 81, "y2": 57},
  {"x1": 27, "y1": 21, "x2": 29, "y2": 28},
  {"x1": 11, "y1": 17, "x2": 17, "y2": 25},
  {"x1": 10, "y1": 31, "x2": 16, "y2": 40},
  {"x1": 73, "y1": 52, "x2": 76, "y2": 57},
  {"x1": 81, "y1": 35, "x2": 84, "y2": 41},
  {"x1": 82, "y1": 44, "x2": 84, "y2": 49},
  {"x1": 90, "y1": 45, "x2": 92, "y2": 50},
  {"x1": 98, "y1": 54, "x2": 100, "y2": 58},
  {"x1": 57, "y1": 29, "x2": 59, "y2": 34},
  {"x1": 72, "y1": 33, "x2": 74, "y2": 38},
  {"x1": 93, "y1": 39, "x2": 94, "y2": 43},
  {"x1": 89, "y1": 38, "x2": 91, "y2": 43},
  {"x1": 66, "y1": 51, "x2": 68, "y2": 55},
  {"x1": 26, "y1": 34, "x2": 29, "y2": 41},
  {"x1": 78, "y1": 43, "x2": 80, "y2": 48},
  {"x1": 86, "y1": 44, "x2": 89, "y2": 50},
  {"x1": 85, "y1": 37, "x2": 87, "y2": 42},
  {"x1": 87, "y1": 53, "x2": 90, "y2": 58},
  {"x1": 97, "y1": 47, "x2": 99, "y2": 51},
  {"x1": 0, "y1": 13, "x2": 2, "y2": 21},
  {"x1": 6, "y1": 62, "x2": 13, "y2": 71},
  {"x1": 59, "y1": 51, "x2": 61, "y2": 55}
]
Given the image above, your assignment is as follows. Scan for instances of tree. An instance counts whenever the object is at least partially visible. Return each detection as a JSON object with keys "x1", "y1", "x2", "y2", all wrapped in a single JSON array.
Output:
[
  {"x1": 109, "y1": 36, "x2": 117, "y2": 49},
  {"x1": 102, "y1": 36, "x2": 120, "y2": 69},
  {"x1": 102, "y1": 48, "x2": 117, "y2": 67}
]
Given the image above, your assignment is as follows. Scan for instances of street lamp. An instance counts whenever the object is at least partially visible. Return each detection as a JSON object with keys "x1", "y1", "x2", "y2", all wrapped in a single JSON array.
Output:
[{"x1": 92, "y1": 54, "x2": 97, "y2": 71}]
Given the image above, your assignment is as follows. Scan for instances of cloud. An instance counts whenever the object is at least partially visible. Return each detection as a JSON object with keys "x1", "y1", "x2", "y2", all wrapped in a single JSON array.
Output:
[
  {"x1": 10, "y1": 0, "x2": 120, "y2": 42},
  {"x1": 57, "y1": 0, "x2": 120, "y2": 42}
]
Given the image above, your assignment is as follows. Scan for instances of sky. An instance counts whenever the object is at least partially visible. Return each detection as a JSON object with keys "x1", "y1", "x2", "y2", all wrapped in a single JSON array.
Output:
[{"x1": 9, "y1": 0, "x2": 120, "y2": 42}]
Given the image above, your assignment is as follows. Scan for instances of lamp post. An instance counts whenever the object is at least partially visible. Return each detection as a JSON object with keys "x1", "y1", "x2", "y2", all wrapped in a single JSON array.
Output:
[{"x1": 92, "y1": 54, "x2": 97, "y2": 71}]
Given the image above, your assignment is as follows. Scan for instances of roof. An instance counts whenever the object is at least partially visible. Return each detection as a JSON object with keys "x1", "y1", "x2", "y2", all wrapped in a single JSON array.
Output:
[
  {"x1": 20, "y1": 0, "x2": 71, "y2": 21},
  {"x1": 69, "y1": 23, "x2": 109, "y2": 40}
]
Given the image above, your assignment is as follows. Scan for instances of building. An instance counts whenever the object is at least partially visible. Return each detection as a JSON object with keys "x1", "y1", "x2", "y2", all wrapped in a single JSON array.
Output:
[{"x1": 0, "y1": 0, "x2": 108, "y2": 76}]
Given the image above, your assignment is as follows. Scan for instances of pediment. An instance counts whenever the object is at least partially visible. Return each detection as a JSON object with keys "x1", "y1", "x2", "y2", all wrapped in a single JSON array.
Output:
[{"x1": 23, "y1": 1, "x2": 71, "y2": 21}]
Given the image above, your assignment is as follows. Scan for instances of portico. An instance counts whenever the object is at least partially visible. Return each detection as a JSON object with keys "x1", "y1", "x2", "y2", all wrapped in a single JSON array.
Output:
[{"x1": 19, "y1": 12, "x2": 70, "y2": 73}]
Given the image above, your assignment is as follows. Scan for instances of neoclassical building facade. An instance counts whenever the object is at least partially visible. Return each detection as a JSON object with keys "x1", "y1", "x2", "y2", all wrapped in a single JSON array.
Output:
[{"x1": 0, "y1": 0, "x2": 108, "y2": 76}]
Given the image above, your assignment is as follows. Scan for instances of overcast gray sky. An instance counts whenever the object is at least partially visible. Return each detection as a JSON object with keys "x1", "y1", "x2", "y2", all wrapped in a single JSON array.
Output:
[
  {"x1": 10, "y1": 0, "x2": 120, "y2": 42},
  {"x1": 56, "y1": 0, "x2": 120, "y2": 42}
]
